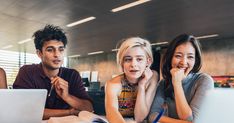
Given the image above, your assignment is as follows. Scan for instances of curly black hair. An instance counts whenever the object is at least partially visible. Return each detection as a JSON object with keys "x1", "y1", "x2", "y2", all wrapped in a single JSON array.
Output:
[{"x1": 33, "y1": 24, "x2": 67, "y2": 51}]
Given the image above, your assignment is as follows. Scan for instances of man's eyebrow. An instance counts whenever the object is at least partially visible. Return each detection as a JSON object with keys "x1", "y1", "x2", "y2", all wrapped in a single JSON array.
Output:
[
  {"x1": 45, "y1": 46, "x2": 55, "y2": 49},
  {"x1": 45, "y1": 46, "x2": 64, "y2": 49}
]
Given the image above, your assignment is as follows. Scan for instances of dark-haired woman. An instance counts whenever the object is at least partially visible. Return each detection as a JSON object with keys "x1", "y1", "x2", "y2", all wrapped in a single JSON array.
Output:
[
  {"x1": 149, "y1": 34, "x2": 214, "y2": 123},
  {"x1": 0, "y1": 67, "x2": 7, "y2": 88}
]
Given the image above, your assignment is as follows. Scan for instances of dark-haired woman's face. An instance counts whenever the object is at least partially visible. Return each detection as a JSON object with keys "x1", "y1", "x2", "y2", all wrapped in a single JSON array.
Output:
[{"x1": 171, "y1": 42, "x2": 195, "y2": 75}]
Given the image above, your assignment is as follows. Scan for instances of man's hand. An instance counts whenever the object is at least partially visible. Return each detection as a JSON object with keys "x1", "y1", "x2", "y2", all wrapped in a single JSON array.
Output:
[{"x1": 51, "y1": 76, "x2": 69, "y2": 99}]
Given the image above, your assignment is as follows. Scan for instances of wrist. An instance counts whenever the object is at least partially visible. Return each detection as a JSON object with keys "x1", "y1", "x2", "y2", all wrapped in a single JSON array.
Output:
[
  {"x1": 68, "y1": 109, "x2": 73, "y2": 115},
  {"x1": 63, "y1": 94, "x2": 72, "y2": 102},
  {"x1": 138, "y1": 84, "x2": 146, "y2": 91}
]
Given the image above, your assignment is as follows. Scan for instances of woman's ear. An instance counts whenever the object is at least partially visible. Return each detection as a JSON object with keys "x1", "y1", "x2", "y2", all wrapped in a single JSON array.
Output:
[{"x1": 147, "y1": 58, "x2": 152, "y2": 67}]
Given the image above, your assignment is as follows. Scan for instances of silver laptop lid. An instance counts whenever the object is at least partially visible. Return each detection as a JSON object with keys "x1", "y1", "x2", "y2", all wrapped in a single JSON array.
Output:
[
  {"x1": 0, "y1": 89, "x2": 47, "y2": 123},
  {"x1": 195, "y1": 88, "x2": 234, "y2": 123}
]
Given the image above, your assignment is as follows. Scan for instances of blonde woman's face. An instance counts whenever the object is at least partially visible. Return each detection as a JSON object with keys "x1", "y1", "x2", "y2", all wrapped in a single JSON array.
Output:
[{"x1": 122, "y1": 47, "x2": 149, "y2": 83}]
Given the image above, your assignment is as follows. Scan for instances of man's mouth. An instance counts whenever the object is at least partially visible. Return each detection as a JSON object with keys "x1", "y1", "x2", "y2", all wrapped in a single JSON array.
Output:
[{"x1": 53, "y1": 60, "x2": 61, "y2": 64}]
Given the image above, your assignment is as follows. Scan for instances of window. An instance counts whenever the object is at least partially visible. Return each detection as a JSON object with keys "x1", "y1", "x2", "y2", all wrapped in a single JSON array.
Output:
[{"x1": 0, "y1": 50, "x2": 40, "y2": 85}]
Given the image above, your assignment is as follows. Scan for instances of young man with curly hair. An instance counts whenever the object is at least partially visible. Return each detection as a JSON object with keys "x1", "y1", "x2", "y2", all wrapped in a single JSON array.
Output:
[{"x1": 13, "y1": 25, "x2": 93, "y2": 119}]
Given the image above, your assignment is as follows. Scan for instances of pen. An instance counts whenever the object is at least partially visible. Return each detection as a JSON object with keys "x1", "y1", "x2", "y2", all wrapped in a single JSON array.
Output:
[
  {"x1": 48, "y1": 70, "x2": 62, "y2": 97},
  {"x1": 153, "y1": 108, "x2": 164, "y2": 123},
  {"x1": 48, "y1": 84, "x2": 54, "y2": 97}
]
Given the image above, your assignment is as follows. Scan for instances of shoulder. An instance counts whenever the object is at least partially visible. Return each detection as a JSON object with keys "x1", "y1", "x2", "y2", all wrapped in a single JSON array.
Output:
[
  {"x1": 19, "y1": 64, "x2": 39, "y2": 73},
  {"x1": 106, "y1": 74, "x2": 122, "y2": 89},
  {"x1": 107, "y1": 74, "x2": 123, "y2": 84},
  {"x1": 60, "y1": 67, "x2": 81, "y2": 76},
  {"x1": 0, "y1": 67, "x2": 5, "y2": 72},
  {"x1": 150, "y1": 70, "x2": 159, "y2": 83},
  {"x1": 0, "y1": 68, "x2": 6, "y2": 75},
  {"x1": 193, "y1": 72, "x2": 214, "y2": 88},
  {"x1": 105, "y1": 74, "x2": 123, "y2": 93},
  {"x1": 194, "y1": 73, "x2": 213, "y2": 82},
  {"x1": 157, "y1": 79, "x2": 166, "y2": 89}
]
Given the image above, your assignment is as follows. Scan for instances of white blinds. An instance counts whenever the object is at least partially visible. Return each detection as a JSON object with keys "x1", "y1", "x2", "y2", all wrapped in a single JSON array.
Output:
[{"x1": 0, "y1": 50, "x2": 40, "y2": 85}]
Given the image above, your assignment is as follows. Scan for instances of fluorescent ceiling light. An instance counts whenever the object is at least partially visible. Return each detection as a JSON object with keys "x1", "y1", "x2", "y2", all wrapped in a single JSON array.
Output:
[
  {"x1": 2, "y1": 45, "x2": 13, "y2": 49},
  {"x1": 68, "y1": 54, "x2": 81, "y2": 58},
  {"x1": 195, "y1": 34, "x2": 219, "y2": 39},
  {"x1": 111, "y1": 49, "x2": 119, "y2": 51},
  {"x1": 66, "y1": 16, "x2": 96, "y2": 27},
  {"x1": 111, "y1": 0, "x2": 151, "y2": 12},
  {"x1": 18, "y1": 38, "x2": 32, "y2": 44},
  {"x1": 88, "y1": 51, "x2": 104, "y2": 55},
  {"x1": 151, "y1": 42, "x2": 168, "y2": 46}
]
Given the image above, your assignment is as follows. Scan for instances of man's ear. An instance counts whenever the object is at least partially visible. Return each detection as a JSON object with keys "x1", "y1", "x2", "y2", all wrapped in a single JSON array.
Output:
[{"x1": 36, "y1": 49, "x2": 42, "y2": 59}]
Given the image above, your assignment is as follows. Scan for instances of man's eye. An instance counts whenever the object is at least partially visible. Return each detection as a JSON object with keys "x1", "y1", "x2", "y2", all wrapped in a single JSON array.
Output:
[
  {"x1": 46, "y1": 48, "x2": 53, "y2": 52},
  {"x1": 59, "y1": 48, "x2": 64, "y2": 52}
]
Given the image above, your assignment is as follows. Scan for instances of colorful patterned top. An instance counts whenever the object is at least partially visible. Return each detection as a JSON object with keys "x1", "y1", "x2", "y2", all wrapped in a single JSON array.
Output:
[{"x1": 118, "y1": 76, "x2": 138, "y2": 117}]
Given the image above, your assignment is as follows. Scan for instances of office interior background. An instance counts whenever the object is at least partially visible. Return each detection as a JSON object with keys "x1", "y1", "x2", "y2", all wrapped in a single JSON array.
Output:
[{"x1": 0, "y1": 0, "x2": 234, "y2": 88}]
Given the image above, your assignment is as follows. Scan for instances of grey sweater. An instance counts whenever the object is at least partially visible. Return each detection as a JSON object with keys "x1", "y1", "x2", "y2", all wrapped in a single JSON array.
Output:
[{"x1": 149, "y1": 72, "x2": 214, "y2": 122}]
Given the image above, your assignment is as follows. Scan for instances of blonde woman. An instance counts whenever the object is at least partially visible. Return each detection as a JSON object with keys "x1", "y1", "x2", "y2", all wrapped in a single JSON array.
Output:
[
  {"x1": 105, "y1": 37, "x2": 159, "y2": 123},
  {"x1": 0, "y1": 67, "x2": 7, "y2": 88}
]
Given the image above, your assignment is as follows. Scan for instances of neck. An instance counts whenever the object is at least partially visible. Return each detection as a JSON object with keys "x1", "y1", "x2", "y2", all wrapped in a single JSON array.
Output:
[
  {"x1": 42, "y1": 65, "x2": 59, "y2": 78},
  {"x1": 125, "y1": 75, "x2": 138, "y2": 85}
]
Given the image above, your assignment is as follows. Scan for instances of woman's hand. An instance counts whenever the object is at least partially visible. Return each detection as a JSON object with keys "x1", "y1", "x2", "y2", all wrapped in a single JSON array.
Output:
[
  {"x1": 170, "y1": 67, "x2": 191, "y2": 86},
  {"x1": 138, "y1": 66, "x2": 153, "y2": 89}
]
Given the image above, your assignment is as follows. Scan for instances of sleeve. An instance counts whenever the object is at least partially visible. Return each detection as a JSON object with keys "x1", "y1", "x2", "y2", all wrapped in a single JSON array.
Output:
[
  {"x1": 149, "y1": 80, "x2": 166, "y2": 118},
  {"x1": 189, "y1": 73, "x2": 214, "y2": 121},
  {"x1": 13, "y1": 65, "x2": 34, "y2": 89},
  {"x1": 69, "y1": 70, "x2": 92, "y2": 103}
]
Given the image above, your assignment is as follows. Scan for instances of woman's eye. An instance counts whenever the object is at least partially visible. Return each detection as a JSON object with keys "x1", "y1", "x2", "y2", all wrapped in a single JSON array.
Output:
[
  {"x1": 137, "y1": 58, "x2": 143, "y2": 62},
  {"x1": 124, "y1": 58, "x2": 131, "y2": 62},
  {"x1": 188, "y1": 56, "x2": 194, "y2": 59},
  {"x1": 175, "y1": 55, "x2": 181, "y2": 58}
]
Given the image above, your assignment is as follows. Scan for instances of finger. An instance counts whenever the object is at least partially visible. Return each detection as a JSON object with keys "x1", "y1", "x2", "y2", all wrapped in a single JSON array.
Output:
[
  {"x1": 55, "y1": 78, "x2": 68, "y2": 90},
  {"x1": 50, "y1": 77, "x2": 59, "y2": 84},
  {"x1": 184, "y1": 67, "x2": 191, "y2": 76}
]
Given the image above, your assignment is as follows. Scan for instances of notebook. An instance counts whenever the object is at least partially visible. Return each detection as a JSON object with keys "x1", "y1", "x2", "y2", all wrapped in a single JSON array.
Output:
[
  {"x1": 195, "y1": 88, "x2": 234, "y2": 123},
  {"x1": 0, "y1": 89, "x2": 47, "y2": 123}
]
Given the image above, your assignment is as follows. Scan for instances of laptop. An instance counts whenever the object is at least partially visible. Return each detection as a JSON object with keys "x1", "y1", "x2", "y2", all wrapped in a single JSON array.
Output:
[
  {"x1": 0, "y1": 89, "x2": 47, "y2": 123},
  {"x1": 195, "y1": 88, "x2": 234, "y2": 123}
]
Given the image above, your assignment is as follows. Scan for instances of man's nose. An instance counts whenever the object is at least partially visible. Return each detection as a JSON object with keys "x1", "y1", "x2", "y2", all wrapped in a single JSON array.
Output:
[{"x1": 54, "y1": 50, "x2": 61, "y2": 57}]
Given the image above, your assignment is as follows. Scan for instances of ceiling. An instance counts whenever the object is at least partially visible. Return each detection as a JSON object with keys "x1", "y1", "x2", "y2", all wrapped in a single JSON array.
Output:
[{"x1": 0, "y1": 0, "x2": 234, "y2": 56}]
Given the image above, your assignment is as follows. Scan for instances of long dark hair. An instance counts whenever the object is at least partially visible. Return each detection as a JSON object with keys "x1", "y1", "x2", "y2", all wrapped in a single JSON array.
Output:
[{"x1": 162, "y1": 34, "x2": 202, "y2": 99}]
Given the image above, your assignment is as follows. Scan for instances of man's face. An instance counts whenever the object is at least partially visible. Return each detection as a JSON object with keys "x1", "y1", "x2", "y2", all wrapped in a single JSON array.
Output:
[{"x1": 37, "y1": 40, "x2": 65, "y2": 70}]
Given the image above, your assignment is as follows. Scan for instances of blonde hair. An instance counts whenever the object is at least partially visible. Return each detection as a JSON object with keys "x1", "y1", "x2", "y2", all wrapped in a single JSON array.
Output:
[{"x1": 116, "y1": 37, "x2": 153, "y2": 71}]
